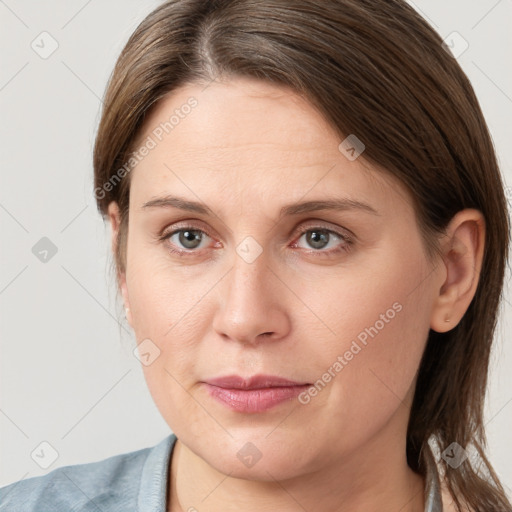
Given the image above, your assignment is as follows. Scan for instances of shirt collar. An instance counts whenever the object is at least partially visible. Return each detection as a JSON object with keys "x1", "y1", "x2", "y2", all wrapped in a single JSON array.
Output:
[
  {"x1": 424, "y1": 442, "x2": 444, "y2": 512},
  {"x1": 137, "y1": 433, "x2": 177, "y2": 512}
]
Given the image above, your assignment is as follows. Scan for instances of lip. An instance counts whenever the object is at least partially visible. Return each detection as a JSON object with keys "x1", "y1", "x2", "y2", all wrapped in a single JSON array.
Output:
[
  {"x1": 202, "y1": 374, "x2": 312, "y2": 413},
  {"x1": 205, "y1": 374, "x2": 309, "y2": 389}
]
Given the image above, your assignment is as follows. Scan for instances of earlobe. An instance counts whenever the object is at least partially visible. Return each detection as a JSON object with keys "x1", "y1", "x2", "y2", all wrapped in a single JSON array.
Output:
[
  {"x1": 107, "y1": 201, "x2": 133, "y2": 327},
  {"x1": 121, "y1": 280, "x2": 133, "y2": 327},
  {"x1": 430, "y1": 209, "x2": 485, "y2": 333}
]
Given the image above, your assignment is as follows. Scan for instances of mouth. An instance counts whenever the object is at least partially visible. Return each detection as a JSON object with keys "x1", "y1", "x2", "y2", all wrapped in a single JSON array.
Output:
[{"x1": 202, "y1": 374, "x2": 312, "y2": 413}]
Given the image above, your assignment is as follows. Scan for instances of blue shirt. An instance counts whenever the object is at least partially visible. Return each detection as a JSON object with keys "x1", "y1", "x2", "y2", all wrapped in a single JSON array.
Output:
[
  {"x1": 0, "y1": 434, "x2": 177, "y2": 512},
  {"x1": 0, "y1": 433, "x2": 443, "y2": 511}
]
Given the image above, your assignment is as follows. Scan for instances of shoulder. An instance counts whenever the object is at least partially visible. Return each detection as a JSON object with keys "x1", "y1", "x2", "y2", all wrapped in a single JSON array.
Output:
[
  {"x1": 441, "y1": 484, "x2": 474, "y2": 512},
  {"x1": 441, "y1": 489, "x2": 457, "y2": 511},
  {"x1": 0, "y1": 447, "x2": 150, "y2": 512},
  {"x1": 0, "y1": 434, "x2": 177, "y2": 512}
]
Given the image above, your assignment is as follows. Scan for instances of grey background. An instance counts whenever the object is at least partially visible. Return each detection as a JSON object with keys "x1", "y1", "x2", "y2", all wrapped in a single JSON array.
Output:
[{"x1": 1, "y1": 0, "x2": 511, "y2": 495}]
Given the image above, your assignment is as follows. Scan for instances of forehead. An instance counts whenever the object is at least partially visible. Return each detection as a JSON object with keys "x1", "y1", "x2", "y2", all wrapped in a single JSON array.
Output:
[{"x1": 128, "y1": 77, "x2": 411, "y2": 215}]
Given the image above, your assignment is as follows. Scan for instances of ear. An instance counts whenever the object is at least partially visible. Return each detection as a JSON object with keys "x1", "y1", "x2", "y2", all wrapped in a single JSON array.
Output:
[
  {"x1": 107, "y1": 201, "x2": 133, "y2": 327},
  {"x1": 430, "y1": 209, "x2": 485, "y2": 333}
]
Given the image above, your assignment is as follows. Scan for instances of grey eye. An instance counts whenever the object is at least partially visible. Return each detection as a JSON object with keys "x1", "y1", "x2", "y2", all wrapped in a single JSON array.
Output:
[
  {"x1": 304, "y1": 230, "x2": 330, "y2": 249},
  {"x1": 175, "y1": 229, "x2": 204, "y2": 249}
]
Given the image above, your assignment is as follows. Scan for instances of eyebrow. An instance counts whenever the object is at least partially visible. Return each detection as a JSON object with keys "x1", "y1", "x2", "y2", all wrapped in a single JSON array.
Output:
[{"x1": 141, "y1": 195, "x2": 380, "y2": 217}]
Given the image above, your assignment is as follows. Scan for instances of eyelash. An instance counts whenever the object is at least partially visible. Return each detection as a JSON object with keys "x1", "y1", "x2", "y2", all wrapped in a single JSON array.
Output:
[{"x1": 156, "y1": 222, "x2": 354, "y2": 258}]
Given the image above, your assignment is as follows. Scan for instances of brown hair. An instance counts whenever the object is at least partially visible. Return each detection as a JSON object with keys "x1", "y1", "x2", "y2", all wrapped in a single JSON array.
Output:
[{"x1": 93, "y1": 1, "x2": 511, "y2": 509}]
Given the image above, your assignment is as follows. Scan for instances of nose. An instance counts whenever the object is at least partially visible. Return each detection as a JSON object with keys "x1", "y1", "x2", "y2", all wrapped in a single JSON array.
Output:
[{"x1": 212, "y1": 249, "x2": 291, "y2": 345}]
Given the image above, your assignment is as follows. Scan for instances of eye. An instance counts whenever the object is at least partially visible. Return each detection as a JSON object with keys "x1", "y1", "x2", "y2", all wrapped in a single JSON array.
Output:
[
  {"x1": 160, "y1": 227, "x2": 213, "y2": 253},
  {"x1": 292, "y1": 226, "x2": 353, "y2": 255}
]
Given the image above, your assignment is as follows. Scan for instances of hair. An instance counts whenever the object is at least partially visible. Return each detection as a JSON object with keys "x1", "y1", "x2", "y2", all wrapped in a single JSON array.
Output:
[{"x1": 93, "y1": 0, "x2": 511, "y2": 509}]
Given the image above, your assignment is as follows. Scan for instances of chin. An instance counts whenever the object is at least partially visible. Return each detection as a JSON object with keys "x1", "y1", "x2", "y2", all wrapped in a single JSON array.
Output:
[{"x1": 204, "y1": 433, "x2": 316, "y2": 481}]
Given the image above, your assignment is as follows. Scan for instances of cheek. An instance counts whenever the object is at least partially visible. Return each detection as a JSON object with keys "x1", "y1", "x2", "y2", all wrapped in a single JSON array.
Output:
[
  {"x1": 305, "y1": 250, "x2": 433, "y2": 437},
  {"x1": 125, "y1": 234, "x2": 212, "y2": 339},
  {"x1": 124, "y1": 243, "x2": 208, "y2": 419}
]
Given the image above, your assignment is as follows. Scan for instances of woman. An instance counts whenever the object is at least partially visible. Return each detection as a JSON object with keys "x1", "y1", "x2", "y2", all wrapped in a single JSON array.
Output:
[{"x1": 1, "y1": 0, "x2": 510, "y2": 511}]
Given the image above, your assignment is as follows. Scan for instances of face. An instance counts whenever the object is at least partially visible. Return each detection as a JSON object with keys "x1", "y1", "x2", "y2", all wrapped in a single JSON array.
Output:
[{"x1": 110, "y1": 76, "x2": 442, "y2": 480}]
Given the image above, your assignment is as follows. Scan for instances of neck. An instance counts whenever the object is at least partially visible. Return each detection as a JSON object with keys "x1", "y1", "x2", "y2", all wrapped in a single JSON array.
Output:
[{"x1": 167, "y1": 417, "x2": 426, "y2": 512}]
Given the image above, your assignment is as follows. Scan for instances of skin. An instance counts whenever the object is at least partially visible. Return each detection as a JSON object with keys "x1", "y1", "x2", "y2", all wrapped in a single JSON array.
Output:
[{"x1": 108, "y1": 76, "x2": 484, "y2": 512}]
